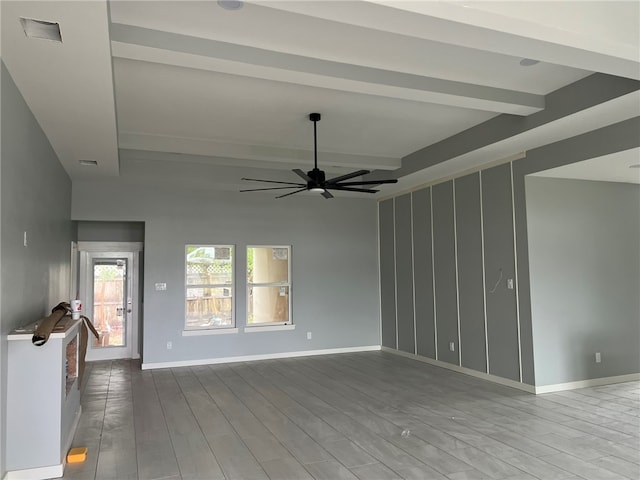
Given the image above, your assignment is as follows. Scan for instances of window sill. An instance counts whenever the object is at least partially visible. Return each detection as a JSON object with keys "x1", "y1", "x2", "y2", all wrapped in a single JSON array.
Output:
[
  {"x1": 243, "y1": 324, "x2": 295, "y2": 333},
  {"x1": 182, "y1": 328, "x2": 239, "y2": 336}
]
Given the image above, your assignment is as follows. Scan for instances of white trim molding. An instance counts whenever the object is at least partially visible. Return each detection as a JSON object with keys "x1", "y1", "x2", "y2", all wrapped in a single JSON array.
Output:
[
  {"x1": 3, "y1": 464, "x2": 64, "y2": 480},
  {"x1": 382, "y1": 346, "x2": 536, "y2": 393},
  {"x1": 141, "y1": 345, "x2": 381, "y2": 370},
  {"x1": 182, "y1": 328, "x2": 239, "y2": 336},
  {"x1": 534, "y1": 373, "x2": 640, "y2": 394},
  {"x1": 77, "y1": 241, "x2": 143, "y2": 252},
  {"x1": 243, "y1": 324, "x2": 295, "y2": 333},
  {"x1": 382, "y1": 347, "x2": 640, "y2": 395}
]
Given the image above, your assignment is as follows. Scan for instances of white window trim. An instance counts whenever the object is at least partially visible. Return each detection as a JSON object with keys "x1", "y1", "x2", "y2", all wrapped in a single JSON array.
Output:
[
  {"x1": 247, "y1": 245, "x2": 292, "y2": 327},
  {"x1": 244, "y1": 324, "x2": 295, "y2": 333},
  {"x1": 185, "y1": 244, "x2": 235, "y2": 330},
  {"x1": 183, "y1": 328, "x2": 239, "y2": 336}
]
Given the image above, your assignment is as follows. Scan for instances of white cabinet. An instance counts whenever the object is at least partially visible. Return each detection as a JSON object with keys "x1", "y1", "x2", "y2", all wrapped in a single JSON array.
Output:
[{"x1": 5, "y1": 318, "x2": 82, "y2": 480}]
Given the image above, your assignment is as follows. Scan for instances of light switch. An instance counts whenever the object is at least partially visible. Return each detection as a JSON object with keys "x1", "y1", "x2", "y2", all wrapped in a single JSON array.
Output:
[{"x1": 155, "y1": 282, "x2": 167, "y2": 291}]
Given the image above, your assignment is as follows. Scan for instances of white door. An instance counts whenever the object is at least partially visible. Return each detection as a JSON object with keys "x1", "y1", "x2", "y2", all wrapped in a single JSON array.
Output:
[{"x1": 79, "y1": 244, "x2": 141, "y2": 361}]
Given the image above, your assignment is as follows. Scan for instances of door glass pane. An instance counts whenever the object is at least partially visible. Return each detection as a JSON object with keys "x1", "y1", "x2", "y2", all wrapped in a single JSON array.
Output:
[
  {"x1": 248, "y1": 286, "x2": 289, "y2": 325},
  {"x1": 92, "y1": 261, "x2": 126, "y2": 348},
  {"x1": 186, "y1": 287, "x2": 233, "y2": 328}
]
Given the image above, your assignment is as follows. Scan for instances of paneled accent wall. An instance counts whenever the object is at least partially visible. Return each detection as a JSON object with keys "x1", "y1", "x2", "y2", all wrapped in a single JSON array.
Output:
[
  {"x1": 378, "y1": 163, "x2": 528, "y2": 384},
  {"x1": 378, "y1": 199, "x2": 397, "y2": 349},
  {"x1": 394, "y1": 194, "x2": 415, "y2": 354},
  {"x1": 411, "y1": 189, "x2": 435, "y2": 359},
  {"x1": 455, "y1": 173, "x2": 487, "y2": 373}
]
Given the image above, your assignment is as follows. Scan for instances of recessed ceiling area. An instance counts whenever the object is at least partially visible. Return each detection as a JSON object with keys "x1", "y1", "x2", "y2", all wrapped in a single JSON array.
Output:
[
  {"x1": 530, "y1": 148, "x2": 640, "y2": 185},
  {"x1": 1, "y1": 1, "x2": 638, "y2": 195}
]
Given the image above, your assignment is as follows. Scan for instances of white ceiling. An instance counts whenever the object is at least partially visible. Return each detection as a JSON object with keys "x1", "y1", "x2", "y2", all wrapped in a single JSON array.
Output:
[
  {"x1": 531, "y1": 147, "x2": 640, "y2": 185},
  {"x1": 1, "y1": 1, "x2": 638, "y2": 197}
]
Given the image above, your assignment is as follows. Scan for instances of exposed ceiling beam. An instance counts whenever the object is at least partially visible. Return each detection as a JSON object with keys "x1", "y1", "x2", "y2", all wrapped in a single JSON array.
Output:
[
  {"x1": 110, "y1": 23, "x2": 544, "y2": 115},
  {"x1": 119, "y1": 132, "x2": 400, "y2": 171},
  {"x1": 261, "y1": 1, "x2": 640, "y2": 80}
]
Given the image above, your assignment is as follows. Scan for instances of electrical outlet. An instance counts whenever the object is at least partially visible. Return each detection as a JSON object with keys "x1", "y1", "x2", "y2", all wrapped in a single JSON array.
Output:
[
  {"x1": 595, "y1": 352, "x2": 601, "y2": 363},
  {"x1": 307, "y1": 332, "x2": 312, "y2": 340},
  {"x1": 166, "y1": 341, "x2": 172, "y2": 350},
  {"x1": 507, "y1": 278, "x2": 514, "y2": 290},
  {"x1": 155, "y1": 282, "x2": 167, "y2": 291},
  {"x1": 449, "y1": 342, "x2": 455, "y2": 352}
]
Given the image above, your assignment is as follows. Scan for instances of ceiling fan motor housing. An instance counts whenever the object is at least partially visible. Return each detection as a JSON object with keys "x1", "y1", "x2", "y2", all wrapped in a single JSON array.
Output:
[
  {"x1": 307, "y1": 167, "x2": 325, "y2": 187},
  {"x1": 240, "y1": 111, "x2": 397, "y2": 198}
]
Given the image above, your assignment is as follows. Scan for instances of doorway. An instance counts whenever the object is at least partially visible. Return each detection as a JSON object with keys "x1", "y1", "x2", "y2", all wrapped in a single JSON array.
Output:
[{"x1": 78, "y1": 242, "x2": 142, "y2": 361}]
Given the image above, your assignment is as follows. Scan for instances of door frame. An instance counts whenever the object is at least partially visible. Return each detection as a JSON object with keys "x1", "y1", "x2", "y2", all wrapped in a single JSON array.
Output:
[{"x1": 78, "y1": 242, "x2": 143, "y2": 360}]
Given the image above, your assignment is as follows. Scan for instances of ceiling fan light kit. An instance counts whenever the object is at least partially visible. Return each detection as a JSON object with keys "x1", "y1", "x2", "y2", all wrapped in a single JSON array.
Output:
[{"x1": 240, "y1": 113, "x2": 397, "y2": 199}]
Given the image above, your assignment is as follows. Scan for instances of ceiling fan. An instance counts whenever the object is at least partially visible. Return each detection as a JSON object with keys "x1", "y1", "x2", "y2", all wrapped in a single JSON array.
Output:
[{"x1": 240, "y1": 113, "x2": 398, "y2": 199}]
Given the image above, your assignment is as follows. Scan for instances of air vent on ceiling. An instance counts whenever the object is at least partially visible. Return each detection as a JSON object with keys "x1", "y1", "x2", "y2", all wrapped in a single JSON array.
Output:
[
  {"x1": 218, "y1": 1, "x2": 244, "y2": 11},
  {"x1": 79, "y1": 160, "x2": 98, "y2": 166},
  {"x1": 20, "y1": 17, "x2": 62, "y2": 42},
  {"x1": 519, "y1": 58, "x2": 540, "y2": 67}
]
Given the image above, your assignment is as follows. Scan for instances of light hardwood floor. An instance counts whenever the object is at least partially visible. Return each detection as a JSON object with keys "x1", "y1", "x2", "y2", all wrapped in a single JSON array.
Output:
[{"x1": 61, "y1": 351, "x2": 639, "y2": 480}]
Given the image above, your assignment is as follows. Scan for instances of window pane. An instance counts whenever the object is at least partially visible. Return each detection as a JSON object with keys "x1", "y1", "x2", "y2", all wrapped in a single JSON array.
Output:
[
  {"x1": 248, "y1": 286, "x2": 289, "y2": 324},
  {"x1": 247, "y1": 247, "x2": 289, "y2": 284},
  {"x1": 186, "y1": 287, "x2": 233, "y2": 328},
  {"x1": 186, "y1": 246, "x2": 233, "y2": 286}
]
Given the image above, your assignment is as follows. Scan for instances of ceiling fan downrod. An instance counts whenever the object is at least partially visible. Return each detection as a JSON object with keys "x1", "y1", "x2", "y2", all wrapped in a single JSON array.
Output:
[{"x1": 310, "y1": 112, "x2": 321, "y2": 171}]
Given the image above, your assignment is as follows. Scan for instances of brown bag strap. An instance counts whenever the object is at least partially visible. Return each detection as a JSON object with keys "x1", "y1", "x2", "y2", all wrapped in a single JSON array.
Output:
[{"x1": 81, "y1": 315, "x2": 100, "y2": 340}]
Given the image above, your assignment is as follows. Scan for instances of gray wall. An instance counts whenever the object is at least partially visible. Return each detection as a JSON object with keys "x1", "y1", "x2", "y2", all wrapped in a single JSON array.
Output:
[
  {"x1": 379, "y1": 169, "x2": 523, "y2": 383},
  {"x1": 526, "y1": 177, "x2": 640, "y2": 386},
  {"x1": 72, "y1": 177, "x2": 380, "y2": 365},
  {"x1": 455, "y1": 173, "x2": 486, "y2": 373},
  {"x1": 379, "y1": 117, "x2": 640, "y2": 387},
  {"x1": 379, "y1": 199, "x2": 396, "y2": 349},
  {"x1": 0, "y1": 62, "x2": 73, "y2": 475},
  {"x1": 77, "y1": 221, "x2": 145, "y2": 242},
  {"x1": 394, "y1": 194, "x2": 415, "y2": 354},
  {"x1": 432, "y1": 181, "x2": 459, "y2": 365}
]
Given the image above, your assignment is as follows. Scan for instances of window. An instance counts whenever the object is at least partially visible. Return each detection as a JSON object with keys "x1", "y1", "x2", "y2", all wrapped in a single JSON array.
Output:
[
  {"x1": 247, "y1": 246, "x2": 291, "y2": 326},
  {"x1": 185, "y1": 245, "x2": 234, "y2": 330}
]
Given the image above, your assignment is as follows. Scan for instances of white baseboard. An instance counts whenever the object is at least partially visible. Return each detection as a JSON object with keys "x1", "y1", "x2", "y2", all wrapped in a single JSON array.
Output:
[
  {"x1": 381, "y1": 347, "x2": 536, "y2": 393},
  {"x1": 141, "y1": 345, "x2": 381, "y2": 370},
  {"x1": 534, "y1": 373, "x2": 640, "y2": 394},
  {"x1": 3, "y1": 463, "x2": 63, "y2": 480}
]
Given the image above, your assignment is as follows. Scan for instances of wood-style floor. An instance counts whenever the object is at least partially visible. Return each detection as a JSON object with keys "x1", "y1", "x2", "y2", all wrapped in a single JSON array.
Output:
[{"x1": 61, "y1": 351, "x2": 639, "y2": 480}]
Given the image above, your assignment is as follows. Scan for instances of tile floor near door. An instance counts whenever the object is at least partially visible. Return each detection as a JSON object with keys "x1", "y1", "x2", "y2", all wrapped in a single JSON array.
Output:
[{"x1": 62, "y1": 352, "x2": 639, "y2": 480}]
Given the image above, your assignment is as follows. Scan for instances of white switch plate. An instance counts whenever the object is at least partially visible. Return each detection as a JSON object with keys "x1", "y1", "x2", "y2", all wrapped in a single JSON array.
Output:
[
  {"x1": 595, "y1": 352, "x2": 601, "y2": 363},
  {"x1": 155, "y1": 282, "x2": 167, "y2": 291},
  {"x1": 449, "y1": 342, "x2": 455, "y2": 352},
  {"x1": 307, "y1": 332, "x2": 312, "y2": 340},
  {"x1": 507, "y1": 278, "x2": 514, "y2": 289},
  {"x1": 166, "y1": 341, "x2": 172, "y2": 350},
  {"x1": 23, "y1": 231, "x2": 28, "y2": 247}
]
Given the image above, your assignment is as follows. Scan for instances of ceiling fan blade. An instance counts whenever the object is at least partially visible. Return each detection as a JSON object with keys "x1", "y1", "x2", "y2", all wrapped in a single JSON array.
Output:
[
  {"x1": 276, "y1": 187, "x2": 308, "y2": 199},
  {"x1": 240, "y1": 186, "x2": 304, "y2": 192},
  {"x1": 330, "y1": 179, "x2": 398, "y2": 187},
  {"x1": 293, "y1": 169, "x2": 312, "y2": 182},
  {"x1": 242, "y1": 178, "x2": 305, "y2": 186},
  {"x1": 328, "y1": 185, "x2": 379, "y2": 194},
  {"x1": 321, "y1": 190, "x2": 334, "y2": 199},
  {"x1": 326, "y1": 169, "x2": 370, "y2": 183}
]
